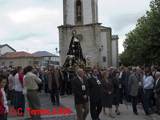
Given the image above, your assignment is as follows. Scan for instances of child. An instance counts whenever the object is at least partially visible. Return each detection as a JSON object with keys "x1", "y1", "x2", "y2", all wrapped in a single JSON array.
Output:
[{"x1": 0, "y1": 75, "x2": 8, "y2": 120}]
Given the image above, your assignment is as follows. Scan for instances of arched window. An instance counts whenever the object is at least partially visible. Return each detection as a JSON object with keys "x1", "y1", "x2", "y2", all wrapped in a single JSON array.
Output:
[{"x1": 76, "y1": 0, "x2": 82, "y2": 24}]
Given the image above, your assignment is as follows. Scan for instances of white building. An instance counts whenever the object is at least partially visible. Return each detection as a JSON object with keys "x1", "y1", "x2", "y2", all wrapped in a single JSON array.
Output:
[
  {"x1": 0, "y1": 51, "x2": 40, "y2": 68},
  {"x1": 33, "y1": 51, "x2": 60, "y2": 67},
  {"x1": 58, "y1": 0, "x2": 119, "y2": 68},
  {"x1": 0, "y1": 44, "x2": 16, "y2": 55}
]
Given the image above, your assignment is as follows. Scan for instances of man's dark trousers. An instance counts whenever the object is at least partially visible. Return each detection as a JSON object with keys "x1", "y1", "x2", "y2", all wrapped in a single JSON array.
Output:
[
  {"x1": 90, "y1": 99, "x2": 102, "y2": 120},
  {"x1": 131, "y1": 96, "x2": 138, "y2": 113},
  {"x1": 143, "y1": 89, "x2": 153, "y2": 114},
  {"x1": 50, "y1": 89, "x2": 60, "y2": 105}
]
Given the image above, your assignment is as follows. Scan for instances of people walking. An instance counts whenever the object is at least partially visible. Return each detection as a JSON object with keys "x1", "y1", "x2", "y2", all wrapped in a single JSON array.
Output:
[
  {"x1": 71, "y1": 68, "x2": 89, "y2": 120},
  {"x1": 112, "y1": 69, "x2": 121, "y2": 115},
  {"x1": 101, "y1": 70, "x2": 115, "y2": 118},
  {"x1": 8, "y1": 70, "x2": 15, "y2": 106},
  {"x1": 118, "y1": 67, "x2": 125, "y2": 103},
  {"x1": 142, "y1": 68, "x2": 154, "y2": 115},
  {"x1": 14, "y1": 66, "x2": 25, "y2": 116},
  {"x1": 66, "y1": 71, "x2": 72, "y2": 95},
  {"x1": 23, "y1": 66, "x2": 42, "y2": 120},
  {"x1": 58, "y1": 68, "x2": 65, "y2": 96},
  {"x1": 44, "y1": 69, "x2": 49, "y2": 93},
  {"x1": 0, "y1": 75, "x2": 8, "y2": 120},
  {"x1": 2, "y1": 64, "x2": 160, "y2": 120},
  {"x1": 88, "y1": 68, "x2": 103, "y2": 120},
  {"x1": 48, "y1": 66, "x2": 60, "y2": 106},
  {"x1": 128, "y1": 67, "x2": 139, "y2": 115},
  {"x1": 154, "y1": 72, "x2": 160, "y2": 115}
]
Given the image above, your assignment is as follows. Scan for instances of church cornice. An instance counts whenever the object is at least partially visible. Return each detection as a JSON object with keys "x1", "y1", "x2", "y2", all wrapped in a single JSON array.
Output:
[
  {"x1": 112, "y1": 35, "x2": 119, "y2": 40},
  {"x1": 100, "y1": 26, "x2": 112, "y2": 30},
  {"x1": 58, "y1": 23, "x2": 102, "y2": 29}
]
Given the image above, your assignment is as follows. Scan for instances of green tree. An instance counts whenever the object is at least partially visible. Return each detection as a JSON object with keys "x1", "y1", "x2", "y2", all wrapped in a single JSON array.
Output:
[{"x1": 120, "y1": 0, "x2": 160, "y2": 66}]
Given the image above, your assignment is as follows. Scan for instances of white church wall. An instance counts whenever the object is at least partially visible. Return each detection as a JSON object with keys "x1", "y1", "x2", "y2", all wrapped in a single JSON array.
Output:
[
  {"x1": 100, "y1": 29, "x2": 108, "y2": 68},
  {"x1": 106, "y1": 28, "x2": 112, "y2": 66},
  {"x1": 112, "y1": 39, "x2": 118, "y2": 67},
  {"x1": 94, "y1": 0, "x2": 98, "y2": 23},
  {"x1": 82, "y1": 0, "x2": 93, "y2": 24},
  {"x1": 65, "y1": 0, "x2": 75, "y2": 25}
]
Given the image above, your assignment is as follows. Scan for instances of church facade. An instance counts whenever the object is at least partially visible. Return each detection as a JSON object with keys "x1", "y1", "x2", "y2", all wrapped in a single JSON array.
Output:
[{"x1": 58, "y1": 0, "x2": 119, "y2": 68}]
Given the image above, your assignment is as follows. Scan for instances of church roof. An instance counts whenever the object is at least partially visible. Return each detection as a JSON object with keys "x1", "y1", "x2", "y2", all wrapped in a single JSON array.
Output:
[
  {"x1": 32, "y1": 51, "x2": 58, "y2": 57},
  {"x1": 112, "y1": 35, "x2": 119, "y2": 40},
  {"x1": 1, "y1": 51, "x2": 34, "y2": 59},
  {"x1": 0, "y1": 44, "x2": 16, "y2": 52}
]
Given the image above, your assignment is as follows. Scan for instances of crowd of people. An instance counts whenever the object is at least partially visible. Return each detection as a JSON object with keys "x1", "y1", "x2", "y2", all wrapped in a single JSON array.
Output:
[
  {"x1": 71, "y1": 65, "x2": 160, "y2": 120},
  {"x1": 0, "y1": 65, "x2": 160, "y2": 120}
]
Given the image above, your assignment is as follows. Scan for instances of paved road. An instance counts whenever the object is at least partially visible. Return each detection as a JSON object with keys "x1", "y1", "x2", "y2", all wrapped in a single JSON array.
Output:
[
  {"x1": 9, "y1": 93, "x2": 160, "y2": 120},
  {"x1": 61, "y1": 95, "x2": 160, "y2": 120}
]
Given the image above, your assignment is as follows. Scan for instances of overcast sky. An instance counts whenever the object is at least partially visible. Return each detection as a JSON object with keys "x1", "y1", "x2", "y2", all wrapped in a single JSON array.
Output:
[{"x1": 0, "y1": 0, "x2": 151, "y2": 54}]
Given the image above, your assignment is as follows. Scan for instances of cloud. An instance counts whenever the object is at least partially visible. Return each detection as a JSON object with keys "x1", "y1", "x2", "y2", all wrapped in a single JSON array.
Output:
[
  {"x1": 0, "y1": 0, "x2": 152, "y2": 54},
  {"x1": 98, "y1": 0, "x2": 151, "y2": 53},
  {"x1": 99, "y1": 0, "x2": 151, "y2": 31},
  {"x1": 7, "y1": 7, "x2": 60, "y2": 23},
  {"x1": 3, "y1": 32, "x2": 45, "y2": 41},
  {"x1": 4, "y1": 35, "x2": 59, "y2": 53},
  {"x1": 108, "y1": 12, "x2": 144, "y2": 32},
  {"x1": 0, "y1": 0, "x2": 60, "y2": 54},
  {"x1": 0, "y1": 29, "x2": 8, "y2": 37}
]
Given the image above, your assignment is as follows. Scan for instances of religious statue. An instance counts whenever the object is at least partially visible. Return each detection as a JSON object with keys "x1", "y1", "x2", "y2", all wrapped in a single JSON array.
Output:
[
  {"x1": 63, "y1": 30, "x2": 86, "y2": 71},
  {"x1": 86, "y1": 55, "x2": 92, "y2": 67}
]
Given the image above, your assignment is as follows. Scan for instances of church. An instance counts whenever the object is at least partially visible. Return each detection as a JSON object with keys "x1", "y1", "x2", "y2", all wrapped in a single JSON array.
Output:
[{"x1": 58, "y1": 0, "x2": 119, "y2": 68}]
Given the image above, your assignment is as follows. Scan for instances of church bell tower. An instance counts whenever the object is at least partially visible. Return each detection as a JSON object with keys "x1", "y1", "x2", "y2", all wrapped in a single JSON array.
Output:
[
  {"x1": 63, "y1": 0, "x2": 98, "y2": 25},
  {"x1": 59, "y1": 0, "x2": 116, "y2": 68}
]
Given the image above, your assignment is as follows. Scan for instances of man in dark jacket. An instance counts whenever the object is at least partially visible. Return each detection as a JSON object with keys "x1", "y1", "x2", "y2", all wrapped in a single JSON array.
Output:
[
  {"x1": 48, "y1": 66, "x2": 60, "y2": 106},
  {"x1": 88, "y1": 69, "x2": 103, "y2": 120},
  {"x1": 71, "y1": 68, "x2": 89, "y2": 120},
  {"x1": 154, "y1": 72, "x2": 160, "y2": 115}
]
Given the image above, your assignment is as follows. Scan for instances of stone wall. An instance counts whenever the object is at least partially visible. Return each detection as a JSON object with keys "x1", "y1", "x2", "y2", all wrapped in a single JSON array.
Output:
[{"x1": 112, "y1": 35, "x2": 119, "y2": 67}]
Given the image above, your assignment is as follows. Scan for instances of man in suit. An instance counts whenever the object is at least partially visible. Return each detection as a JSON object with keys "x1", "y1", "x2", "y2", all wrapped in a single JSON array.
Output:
[
  {"x1": 71, "y1": 68, "x2": 89, "y2": 120},
  {"x1": 128, "y1": 67, "x2": 139, "y2": 115},
  {"x1": 48, "y1": 66, "x2": 60, "y2": 106},
  {"x1": 88, "y1": 69, "x2": 103, "y2": 120},
  {"x1": 154, "y1": 72, "x2": 160, "y2": 115}
]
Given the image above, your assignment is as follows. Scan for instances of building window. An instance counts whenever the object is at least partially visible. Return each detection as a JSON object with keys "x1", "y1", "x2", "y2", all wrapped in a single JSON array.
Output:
[
  {"x1": 52, "y1": 61, "x2": 60, "y2": 65},
  {"x1": 102, "y1": 56, "x2": 106, "y2": 62},
  {"x1": 9, "y1": 61, "x2": 13, "y2": 66},
  {"x1": 33, "y1": 61, "x2": 39, "y2": 65},
  {"x1": 29, "y1": 61, "x2": 32, "y2": 64},
  {"x1": 2, "y1": 62, "x2": 5, "y2": 66},
  {"x1": 76, "y1": 0, "x2": 83, "y2": 24}
]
